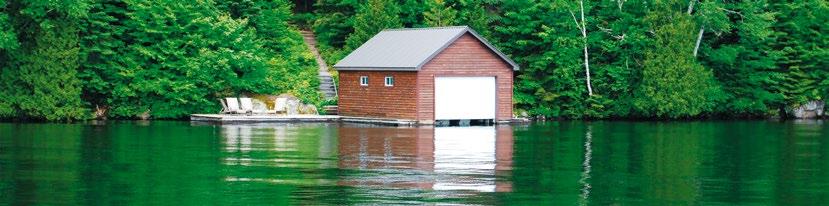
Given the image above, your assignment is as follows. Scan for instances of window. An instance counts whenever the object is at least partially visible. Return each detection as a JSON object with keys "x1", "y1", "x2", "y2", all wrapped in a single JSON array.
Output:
[
  {"x1": 384, "y1": 76, "x2": 394, "y2": 87},
  {"x1": 360, "y1": 76, "x2": 368, "y2": 86}
]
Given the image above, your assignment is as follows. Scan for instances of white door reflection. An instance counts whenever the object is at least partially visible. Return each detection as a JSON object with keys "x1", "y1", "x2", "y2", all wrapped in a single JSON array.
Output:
[
  {"x1": 432, "y1": 126, "x2": 497, "y2": 192},
  {"x1": 336, "y1": 125, "x2": 513, "y2": 192}
]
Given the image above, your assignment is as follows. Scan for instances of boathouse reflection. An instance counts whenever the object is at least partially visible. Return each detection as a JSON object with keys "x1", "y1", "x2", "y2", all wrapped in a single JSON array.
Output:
[{"x1": 336, "y1": 124, "x2": 514, "y2": 192}]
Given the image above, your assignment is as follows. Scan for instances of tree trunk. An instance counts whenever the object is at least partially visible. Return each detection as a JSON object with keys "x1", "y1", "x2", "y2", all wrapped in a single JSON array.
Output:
[
  {"x1": 569, "y1": 0, "x2": 593, "y2": 96},
  {"x1": 688, "y1": 0, "x2": 703, "y2": 57},
  {"x1": 579, "y1": 0, "x2": 593, "y2": 96},
  {"x1": 584, "y1": 44, "x2": 592, "y2": 96},
  {"x1": 693, "y1": 26, "x2": 704, "y2": 57},
  {"x1": 687, "y1": 0, "x2": 696, "y2": 14}
]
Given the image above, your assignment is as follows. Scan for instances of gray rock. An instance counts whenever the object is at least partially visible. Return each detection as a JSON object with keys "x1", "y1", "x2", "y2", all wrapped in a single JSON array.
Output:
[
  {"x1": 286, "y1": 99, "x2": 300, "y2": 115},
  {"x1": 138, "y1": 110, "x2": 151, "y2": 120},
  {"x1": 787, "y1": 100, "x2": 825, "y2": 119},
  {"x1": 251, "y1": 98, "x2": 268, "y2": 111},
  {"x1": 298, "y1": 104, "x2": 319, "y2": 115}
]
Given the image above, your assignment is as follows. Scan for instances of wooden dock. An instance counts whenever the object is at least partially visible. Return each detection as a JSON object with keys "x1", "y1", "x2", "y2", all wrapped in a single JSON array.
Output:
[{"x1": 190, "y1": 114, "x2": 418, "y2": 126}]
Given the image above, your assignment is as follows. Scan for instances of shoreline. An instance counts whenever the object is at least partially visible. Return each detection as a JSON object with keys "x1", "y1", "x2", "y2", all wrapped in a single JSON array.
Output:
[{"x1": 1, "y1": 116, "x2": 825, "y2": 124}]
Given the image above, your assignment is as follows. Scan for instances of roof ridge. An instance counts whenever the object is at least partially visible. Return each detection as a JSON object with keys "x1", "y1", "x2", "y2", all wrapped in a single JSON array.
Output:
[
  {"x1": 381, "y1": 26, "x2": 470, "y2": 32},
  {"x1": 334, "y1": 25, "x2": 519, "y2": 71}
]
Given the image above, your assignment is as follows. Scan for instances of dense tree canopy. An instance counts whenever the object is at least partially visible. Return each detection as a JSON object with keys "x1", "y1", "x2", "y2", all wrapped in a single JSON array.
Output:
[
  {"x1": 308, "y1": 0, "x2": 827, "y2": 119},
  {"x1": 1, "y1": 0, "x2": 317, "y2": 120},
  {"x1": 0, "y1": 0, "x2": 827, "y2": 121}
]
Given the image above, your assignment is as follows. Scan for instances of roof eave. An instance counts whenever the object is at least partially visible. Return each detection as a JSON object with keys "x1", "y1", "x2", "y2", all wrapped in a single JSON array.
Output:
[
  {"x1": 333, "y1": 66, "x2": 419, "y2": 71},
  {"x1": 334, "y1": 26, "x2": 520, "y2": 71}
]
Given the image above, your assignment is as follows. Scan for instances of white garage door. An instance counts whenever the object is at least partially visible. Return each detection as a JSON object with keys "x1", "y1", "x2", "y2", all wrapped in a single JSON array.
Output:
[{"x1": 434, "y1": 77, "x2": 496, "y2": 120}]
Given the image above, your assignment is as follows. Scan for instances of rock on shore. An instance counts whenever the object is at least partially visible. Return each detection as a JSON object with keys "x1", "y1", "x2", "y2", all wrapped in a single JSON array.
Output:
[{"x1": 787, "y1": 100, "x2": 825, "y2": 119}]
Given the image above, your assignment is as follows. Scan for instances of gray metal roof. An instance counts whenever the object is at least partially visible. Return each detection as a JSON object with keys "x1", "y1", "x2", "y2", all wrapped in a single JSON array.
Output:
[{"x1": 333, "y1": 26, "x2": 519, "y2": 71}]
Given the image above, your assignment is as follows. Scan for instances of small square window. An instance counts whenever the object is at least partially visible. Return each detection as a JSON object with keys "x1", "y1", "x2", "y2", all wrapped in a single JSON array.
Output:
[
  {"x1": 384, "y1": 76, "x2": 394, "y2": 87},
  {"x1": 360, "y1": 76, "x2": 368, "y2": 86}
]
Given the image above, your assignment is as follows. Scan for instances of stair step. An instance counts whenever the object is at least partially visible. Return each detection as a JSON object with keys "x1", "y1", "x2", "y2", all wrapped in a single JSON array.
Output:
[{"x1": 302, "y1": 29, "x2": 338, "y2": 100}]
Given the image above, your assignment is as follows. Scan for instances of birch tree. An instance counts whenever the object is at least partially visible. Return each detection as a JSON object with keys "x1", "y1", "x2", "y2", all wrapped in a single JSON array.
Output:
[
  {"x1": 688, "y1": 0, "x2": 703, "y2": 57},
  {"x1": 687, "y1": 0, "x2": 730, "y2": 58},
  {"x1": 570, "y1": 0, "x2": 593, "y2": 96}
]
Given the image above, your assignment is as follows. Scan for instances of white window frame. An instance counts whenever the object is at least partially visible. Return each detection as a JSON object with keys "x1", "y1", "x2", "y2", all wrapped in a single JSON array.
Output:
[
  {"x1": 384, "y1": 76, "x2": 394, "y2": 87},
  {"x1": 360, "y1": 76, "x2": 368, "y2": 86}
]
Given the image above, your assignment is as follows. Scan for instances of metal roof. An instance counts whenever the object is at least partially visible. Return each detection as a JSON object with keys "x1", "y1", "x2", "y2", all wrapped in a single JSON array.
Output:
[{"x1": 333, "y1": 26, "x2": 519, "y2": 71}]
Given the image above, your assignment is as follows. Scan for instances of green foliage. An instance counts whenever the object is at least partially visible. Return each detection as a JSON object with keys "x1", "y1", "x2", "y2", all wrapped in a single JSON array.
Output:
[
  {"x1": 311, "y1": 0, "x2": 357, "y2": 65},
  {"x1": 770, "y1": 0, "x2": 829, "y2": 107},
  {"x1": 0, "y1": 0, "x2": 16, "y2": 49},
  {"x1": 0, "y1": 21, "x2": 89, "y2": 121},
  {"x1": 501, "y1": 0, "x2": 584, "y2": 118},
  {"x1": 0, "y1": 0, "x2": 90, "y2": 121},
  {"x1": 1, "y1": 0, "x2": 826, "y2": 121},
  {"x1": 702, "y1": 0, "x2": 784, "y2": 117},
  {"x1": 634, "y1": 13, "x2": 723, "y2": 118},
  {"x1": 457, "y1": 0, "x2": 494, "y2": 37},
  {"x1": 79, "y1": 0, "x2": 319, "y2": 119},
  {"x1": 400, "y1": 0, "x2": 426, "y2": 27},
  {"x1": 423, "y1": 0, "x2": 457, "y2": 27},
  {"x1": 316, "y1": 98, "x2": 338, "y2": 115},
  {"x1": 345, "y1": 0, "x2": 402, "y2": 51},
  {"x1": 2, "y1": 0, "x2": 319, "y2": 121}
]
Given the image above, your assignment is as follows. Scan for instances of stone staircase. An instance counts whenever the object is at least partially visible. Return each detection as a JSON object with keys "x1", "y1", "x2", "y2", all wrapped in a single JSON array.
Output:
[{"x1": 300, "y1": 30, "x2": 337, "y2": 100}]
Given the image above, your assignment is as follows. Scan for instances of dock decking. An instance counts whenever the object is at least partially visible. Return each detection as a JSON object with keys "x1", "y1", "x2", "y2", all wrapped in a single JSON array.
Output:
[{"x1": 190, "y1": 114, "x2": 418, "y2": 126}]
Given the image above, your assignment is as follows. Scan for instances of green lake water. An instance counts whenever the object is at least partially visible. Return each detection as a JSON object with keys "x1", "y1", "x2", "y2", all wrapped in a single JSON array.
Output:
[{"x1": 1, "y1": 121, "x2": 828, "y2": 205}]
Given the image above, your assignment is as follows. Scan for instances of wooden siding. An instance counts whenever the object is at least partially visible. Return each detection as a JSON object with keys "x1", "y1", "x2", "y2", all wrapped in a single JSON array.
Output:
[
  {"x1": 338, "y1": 71, "x2": 418, "y2": 119},
  {"x1": 416, "y1": 33, "x2": 514, "y2": 123}
]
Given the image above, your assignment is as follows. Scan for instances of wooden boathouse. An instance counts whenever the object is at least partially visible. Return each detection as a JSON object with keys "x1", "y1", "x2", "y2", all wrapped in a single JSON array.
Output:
[{"x1": 334, "y1": 26, "x2": 519, "y2": 125}]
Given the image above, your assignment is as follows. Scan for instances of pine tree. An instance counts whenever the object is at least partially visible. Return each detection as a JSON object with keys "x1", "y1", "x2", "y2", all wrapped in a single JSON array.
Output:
[
  {"x1": 634, "y1": 10, "x2": 723, "y2": 118},
  {"x1": 400, "y1": 0, "x2": 426, "y2": 27},
  {"x1": 770, "y1": 0, "x2": 828, "y2": 110},
  {"x1": 703, "y1": 0, "x2": 784, "y2": 116},
  {"x1": 78, "y1": 0, "x2": 127, "y2": 112},
  {"x1": 345, "y1": 0, "x2": 401, "y2": 51},
  {"x1": 423, "y1": 0, "x2": 457, "y2": 27},
  {"x1": 457, "y1": 0, "x2": 492, "y2": 37}
]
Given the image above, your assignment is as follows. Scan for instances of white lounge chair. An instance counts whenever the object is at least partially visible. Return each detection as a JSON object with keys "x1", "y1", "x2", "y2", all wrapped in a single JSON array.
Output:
[
  {"x1": 218, "y1": 98, "x2": 230, "y2": 114},
  {"x1": 273, "y1": 98, "x2": 288, "y2": 115},
  {"x1": 225, "y1": 97, "x2": 244, "y2": 114},
  {"x1": 239, "y1": 97, "x2": 254, "y2": 114}
]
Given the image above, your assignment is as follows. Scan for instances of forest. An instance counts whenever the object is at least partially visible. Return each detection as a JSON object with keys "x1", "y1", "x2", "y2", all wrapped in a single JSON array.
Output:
[
  {"x1": 0, "y1": 0, "x2": 320, "y2": 121},
  {"x1": 1, "y1": 0, "x2": 827, "y2": 121}
]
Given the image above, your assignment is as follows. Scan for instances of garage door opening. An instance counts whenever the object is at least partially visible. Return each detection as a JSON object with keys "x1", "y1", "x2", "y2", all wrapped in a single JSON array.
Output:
[{"x1": 434, "y1": 77, "x2": 496, "y2": 122}]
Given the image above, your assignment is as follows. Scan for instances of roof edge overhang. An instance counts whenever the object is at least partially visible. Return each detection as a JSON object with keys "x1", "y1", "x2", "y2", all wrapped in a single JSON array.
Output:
[
  {"x1": 414, "y1": 26, "x2": 520, "y2": 71},
  {"x1": 334, "y1": 67, "x2": 419, "y2": 71},
  {"x1": 332, "y1": 26, "x2": 520, "y2": 71}
]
